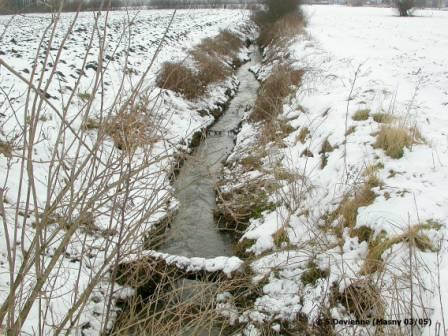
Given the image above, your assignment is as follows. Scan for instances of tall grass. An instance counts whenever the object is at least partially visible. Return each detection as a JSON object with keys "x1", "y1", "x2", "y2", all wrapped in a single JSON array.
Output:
[
  {"x1": 251, "y1": 64, "x2": 304, "y2": 122},
  {"x1": 156, "y1": 29, "x2": 243, "y2": 100},
  {"x1": 252, "y1": 0, "x2": 305, "y2": 48}
]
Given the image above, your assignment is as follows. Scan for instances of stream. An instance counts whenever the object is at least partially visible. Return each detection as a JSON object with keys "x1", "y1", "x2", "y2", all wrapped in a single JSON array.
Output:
[
  {"x1": 161, "y1": 48, "x2": 261, "y2": 258},
  {"x1": 116, "y1": 48, "x2": 262, "y2": 336}
]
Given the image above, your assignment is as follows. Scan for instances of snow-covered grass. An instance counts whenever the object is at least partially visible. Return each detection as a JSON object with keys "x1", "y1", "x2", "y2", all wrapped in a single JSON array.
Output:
[
  {"x1": 220, "y1": 5, "x2": 448, "y2": 335},
  {"x1": 4, "y1": 4, "x2": 448, "y2": 335},
  {"x1": 0, "y1": 8, "x2": 252, "y2": 335}
]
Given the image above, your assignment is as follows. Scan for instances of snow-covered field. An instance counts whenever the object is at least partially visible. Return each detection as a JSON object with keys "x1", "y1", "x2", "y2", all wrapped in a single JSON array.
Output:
[
  {"x1": 225, "y1": 5, "x2": 448, "y2": 335},
  {"x1": 0, "y1": 9, "x2": 250, "y2": 140},
  {"x1": 0, "y1": 9, "x2": 251, "y2": 335},
  {"x1": 3, "y1": 4, "x2": 448, "y2": 335}
]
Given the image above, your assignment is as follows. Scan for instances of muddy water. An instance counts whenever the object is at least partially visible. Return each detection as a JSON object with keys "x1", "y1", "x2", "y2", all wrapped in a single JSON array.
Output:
[{"x1": 161, "y1": 48, "x2": 261, "y2": 258}]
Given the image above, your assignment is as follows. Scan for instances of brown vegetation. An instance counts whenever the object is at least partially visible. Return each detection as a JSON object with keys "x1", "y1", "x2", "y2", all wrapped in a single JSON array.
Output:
[
  {"x1": 361, "y1": 222, "x2": 440, "y2": 275},
  {"x1": 257, "y1": 12, "x2": 305, "y2": 48},
  {"x1": 0, "y1": 141, "x2": 13, "y2": 158},
  {"x1": 374, "y1": 125, "x2": 423, "y2": 159},
  {"x1": 192, "y1": 50, "x2": 231, "y2": 84},
  {"x1": 214, "y1": 177, "x2": 278, "y2": 249},
  {"x1": 156, "y1": 62, "x2": 204, "y2": 100},
  {"x1": 156, "y1": 30, "x2": 243, "y2": 100},
  {"x1": 372, "y1": 112, "x2": 394, "y2": 124},
  {"x1": 334, "y1": 279, "x2": 384, "y2": 320},
  {"x1": 193, "y1": 30, "x2": 244, "y2": 64},
  {"x1": 83, "y1": 98, "x2": 158, "y2": 152},
  {"x1": 252, "y1": 0, "x2": 305, "y2": 48},
  {"x1": 352, "y1": 108, "x2": 370, "y2": 121},
  {"x1": 323, "y1": 166, "x2": 382, "y2": 239},
  {"x1": 251, "y1": 65, "x2": 304, "y2": 122},
  {"x1": 297, "y1": 127, "x2": 310, "y2": 144}
]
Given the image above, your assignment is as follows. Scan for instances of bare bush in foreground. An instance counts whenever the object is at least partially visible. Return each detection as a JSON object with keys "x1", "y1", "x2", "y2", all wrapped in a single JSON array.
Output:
[{"x1": 0, "y1": 9, "x2": 176, "y2": 334}]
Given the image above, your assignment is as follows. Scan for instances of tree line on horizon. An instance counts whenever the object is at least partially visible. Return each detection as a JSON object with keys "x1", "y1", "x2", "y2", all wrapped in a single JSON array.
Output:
[{"x1": 0, "y1": 0, "x2": 262, "y2": 13}]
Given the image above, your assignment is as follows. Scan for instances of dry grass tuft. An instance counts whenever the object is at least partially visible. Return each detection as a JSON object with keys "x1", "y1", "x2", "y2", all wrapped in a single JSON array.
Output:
[
  {"x1": 374, "y1": 125, "x2": 418, "y2": 159},
  {"x1": 336, "y1": 279, "x2": 385, "y2": 320},
  {"x1": 301, "y1": 261, "x2": 329, "y2": 286},
  {"x1": 324, "y1": 167, "x2": 382, "y2": 237},
  {"x1": 319, "y1": 138, "x2": 335, "y2": 169},
  {"x1": 372, "y1": 112, "x2": 394, "y2": 124},
  {"x1": 234, "y1": 238, "x2": 256, "y2": 258},
  {"x1": 240, "y1": 156, "x2": 262, "y2": 172},
  {"x1": 297, "y1": 127, "x2": 310, "y2": 144},
  {"x1": 251, "y1": 65, "x2": 304, "y2": 122},
  {"x1": 191, "y1": 50, "x2": 231, "y2": 85},
  {"x1": 350, "y1": 225, "x2": 374, "y2": 243},
  {"x1": 259, "y1": 119, "x2": 296, "y2": 146},
  {"x1": 300, "y1": 148, "x2": 314, "y2": 157},
  {"x1": 345, "y1": 125, "x2": 356, "y2": 136},
  {"x1": 104, "y1": 107, "x2": 158, "y2": 152},
  {"x1": 214, "y1": 177, "x2": 278, "y2": 241},
  {"x1": 194, "y1": 30, "x2": 243, "y2": 63},
  {"x1": 0, "y1": 141, "x2": 13, "y2": 158},
  {"x1": 273, "y1": 226, "x2": 290, "y2": 247},
  {"x1": 338, "y1": 189, "x2": 376, "y2": 231},
  {"x1": 156, "y1": 30, "x2": 243, "y2": 100},
  {"x1": 156, "y1": 62, "x2": 205, "y2": 100},
  {"x1": 361, "y1": 223, "x2": 440, "y2": 275},
  {"x1": 273, "y1": 166, "x2": 297, "y2": 182},
  {"x1": 352, "y1": 108, "x2": 370, "y2": 121}
]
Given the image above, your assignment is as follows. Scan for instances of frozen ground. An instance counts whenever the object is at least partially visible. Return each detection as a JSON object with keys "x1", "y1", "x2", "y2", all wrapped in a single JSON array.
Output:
[
  {"x1": 0, "y1": 9, "x2": 250, "y2": 140},
  {"x1": 0, "y1": 9, "x2": 251, "y2": 335},
  {"x1": 226, "y1": 6, "x2": 448, "y2": 336},
  {"x1": 3, "y1": 5, "x2": 448, "y2": 335}
]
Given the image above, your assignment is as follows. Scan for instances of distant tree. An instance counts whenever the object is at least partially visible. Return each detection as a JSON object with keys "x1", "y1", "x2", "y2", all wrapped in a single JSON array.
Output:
[
  {"x1": 264, "y1": 0, "x2": 300, "y2": 21},
  {"x1": 394, "y1": 0, "x2": 415, "y2": 16}
]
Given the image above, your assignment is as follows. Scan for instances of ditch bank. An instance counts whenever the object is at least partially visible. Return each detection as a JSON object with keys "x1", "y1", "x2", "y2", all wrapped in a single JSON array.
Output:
[
  {"x1": 110, "y1": 45, "x2": 263, "y2": 335},
  {"x1": 160, "y1": 47, "x2": 261, "y2": 258}
]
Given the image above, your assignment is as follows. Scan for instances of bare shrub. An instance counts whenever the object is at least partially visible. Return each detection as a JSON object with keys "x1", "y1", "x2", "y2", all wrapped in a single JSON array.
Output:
[
  {"x1": 252, "y1": 0, "x2": 305, "y2": 49},
  {"x1": 0, "y1": 9, "x2": 178, "y2": 335},
  {"x1": 111, "y1": 264, "x2": 271, "y2": 336},
  {"x1": 112, "y1": 269, "x2": 225, "y2": 335}
]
